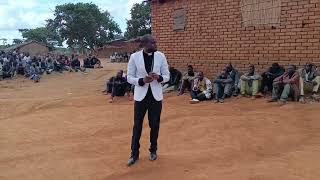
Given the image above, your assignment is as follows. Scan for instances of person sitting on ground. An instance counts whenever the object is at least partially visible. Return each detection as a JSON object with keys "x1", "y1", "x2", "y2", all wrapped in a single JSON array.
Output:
[
  {"x1": 189, "y1": 71, "x2": 212, "y2": 104},
  {"x1": 225, "y1": 63, "x2": 240, "y2": 96},
  {"x1": 162, "y1": 66, "x2": 182, "y2": 93},
  {"x1": 268, "y1": 64, "x2": 299, "y2": 105},
  {"x1": 40, "y1": 58, "x2": 47, "y2": 75},
  {"x1": 0, "y1": 61, "x2": 3, "y2": 79},
  {"x1": 46, "y1": 59, "x2": 54, "y2": 74},
  {"x1": 29, "y1": 63, "x2": 41, "y2": 83},
  {"x1": 213, "y1": 68, "x2": 233, "y2": 103},
  {"x1": 53, "y1": 58, "x2": 63, "y2": 73},
  {"x1": 240, "y1": 64, "x2": 262, "y2": 99},
  {"x1": 83, "y1": 55, "x2": 94, "y2": 68},
  {"x1": 298, "y1": 63, "x2": 320, "y2": 102},
  {"x1": 2, "y1": 61, "x2": 13, "y2": 79},
  {"x1": 70, "y1": 55, "x2": 86, "y2": 73},
  {"x1": 91, "y1": 55, "x2": 103, "y2": 68},
  {"x1": 261, "y1": 63, "x2": 285, "y2": 93},
  {"x1": 178, "y1": 65, "x2": 196, "y2": 95},
  {"x1": 105, "y1": 70, "x2": 132, "y2": 103},
  {"x1": 16, "y1": 58, "x2": 25, "y2": 75}
]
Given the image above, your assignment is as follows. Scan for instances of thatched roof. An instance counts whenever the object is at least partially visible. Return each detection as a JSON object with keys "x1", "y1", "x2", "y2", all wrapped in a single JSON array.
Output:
[{"x1": 3, "y1": 40, "x2": 49, "y2": 52}]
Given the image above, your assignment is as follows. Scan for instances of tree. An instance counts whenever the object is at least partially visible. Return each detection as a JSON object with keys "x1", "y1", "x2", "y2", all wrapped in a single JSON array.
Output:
[
  {"x1": 47, "y1": 3, "x2": 121, "y2": 51},
  {"x1": 124, "y1": 2, "x2": 151, "y2": 40},
  {"x1": 18, "y1": 27, "x2": 62, "y2": 47},
  {"x1": 13, "y1": 39, "x2": 24, "y2": 45},
  {"x1": 0, "y1": 38, "x2": 8, "y2": 46}
]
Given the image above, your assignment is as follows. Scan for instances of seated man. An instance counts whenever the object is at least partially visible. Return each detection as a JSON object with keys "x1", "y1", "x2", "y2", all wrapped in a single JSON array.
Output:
[
  {"x1": 0, "y1": 62, "x2": 3, "y2": 79},
  {"x1": 240, "y1": 65, "x2": 262, "y2": 99},
  {"x1": 190, "y1": 71, "x2": 212, "y2": 104},
  {"x1": 16, "y1": 60, "x2": 25, "y2": 75},
  {"x1": 53, "y1": 59, "x2": 63, "y2": 73},
  {"x1": 2, "y1": 61, "x2": 13, "y2": 79},
  {"x1": 91, "y1": 55, "x2": 103, "y2": 68},
  {"x1": 105, "y1": 70, "x2": 132, "y2": 103},
  {"x1": 39, "y1": 58, "x2": 47, "y2": 75},
  {"x1": 83, "y1": 56, "x2": 94, "y2": 68},
  {"x1": 70, "y1": 55, "x2": 86, "y2": 73},
  {"x1": 298, "y1": 63, "x2": 320, "y2": 102},
  {"x1": 213, "y1": 68, "x2": 233, "y2": 103},
  {"x1": 225, "y1": 63, "x2": 240, "y2": 96},
  {"x1": 261, "y1": 63, "x2": 285, "y2": 93},
  {"x1": 268, "y1": 64, "x2": 299, "y2": 105},
  {"x1": 46, "y1": 59, "x2": 54, "y2": 74},
  {"x1": 29, "y1": 63, "x2": 41, "y2": 83},
  {"x1": 162, "y1": 66, "x2": 182, "y2": 93},
  {"x1": 178, "y1": 65, "x2": 196, "y2": 95}
]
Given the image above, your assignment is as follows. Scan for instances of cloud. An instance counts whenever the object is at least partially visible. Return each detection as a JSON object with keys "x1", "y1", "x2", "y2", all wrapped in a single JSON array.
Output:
[{"x1": 0, "y1": 0, "x2": 144, "y2": 43}]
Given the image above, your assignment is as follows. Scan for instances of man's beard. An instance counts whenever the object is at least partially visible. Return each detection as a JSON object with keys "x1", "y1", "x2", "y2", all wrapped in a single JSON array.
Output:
[{"x1": 146, "y1": 48, "x2": 157, "y2": 53}]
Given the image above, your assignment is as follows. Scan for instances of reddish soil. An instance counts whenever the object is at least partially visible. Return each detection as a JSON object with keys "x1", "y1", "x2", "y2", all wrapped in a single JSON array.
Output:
[{"x1": 1, "y1": 61, "x2": 320, "y2": 180}]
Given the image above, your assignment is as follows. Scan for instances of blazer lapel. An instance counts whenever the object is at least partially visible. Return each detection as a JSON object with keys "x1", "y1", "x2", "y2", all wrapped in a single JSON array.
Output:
[{"x1": 138, "y1": 50, "x2": 148, "y2": 75}]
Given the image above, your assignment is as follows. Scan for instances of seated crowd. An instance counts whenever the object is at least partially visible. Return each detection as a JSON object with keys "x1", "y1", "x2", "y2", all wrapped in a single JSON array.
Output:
[
  {"x1": 110, "y1": 52, "x2": 132, "y2": 63},
  {"x1": 105, "y1": 62, "x2": 320, "y2": 105},
  {"x1": 0, "y1": 51, "x2": 103, "y2": 82}
]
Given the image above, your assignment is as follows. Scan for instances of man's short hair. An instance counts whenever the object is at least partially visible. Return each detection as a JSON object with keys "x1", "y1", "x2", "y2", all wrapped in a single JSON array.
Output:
[{"x1": 140, "y1": 34, "x2": 153, "y2": 44}]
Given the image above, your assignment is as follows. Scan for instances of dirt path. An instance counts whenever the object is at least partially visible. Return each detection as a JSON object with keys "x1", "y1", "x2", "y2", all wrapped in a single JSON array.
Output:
[{"x1": 1, "y1": 61, "x2": 320, "y2": 180}]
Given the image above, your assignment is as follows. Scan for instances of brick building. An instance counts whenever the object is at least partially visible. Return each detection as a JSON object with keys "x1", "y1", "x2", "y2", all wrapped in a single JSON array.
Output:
[
  {"x1": 151, "y1": 0, "x2": 320, "y2": 75},
  {"x1": 96, "y1": 38, "x2": 140, "y2": 58}
]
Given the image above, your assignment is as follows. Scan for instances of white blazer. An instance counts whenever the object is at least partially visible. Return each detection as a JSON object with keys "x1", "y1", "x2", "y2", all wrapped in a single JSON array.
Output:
[{"x1": 127, "y1": 50, "x2": 170, "y2": 101}]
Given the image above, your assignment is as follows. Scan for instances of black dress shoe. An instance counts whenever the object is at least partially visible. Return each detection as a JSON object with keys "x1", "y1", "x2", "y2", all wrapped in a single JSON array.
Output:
[
  {"x1": 149, "y1": 152, "x2": 157, "y2": 161},
  {"x1": 127, "y1": 156, "x2": 139, "y2": 166}
]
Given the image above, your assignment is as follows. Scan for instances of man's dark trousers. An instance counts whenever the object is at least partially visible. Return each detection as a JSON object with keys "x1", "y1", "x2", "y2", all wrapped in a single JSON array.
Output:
[{"x1": 131, "y1": 90, "x2": 162, "y2": 158}]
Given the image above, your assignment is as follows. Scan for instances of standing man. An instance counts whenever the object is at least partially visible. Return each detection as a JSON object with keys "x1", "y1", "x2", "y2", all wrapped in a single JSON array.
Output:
[{"x1": 127, "y1": 35, "x2": 170, "y2": 166}]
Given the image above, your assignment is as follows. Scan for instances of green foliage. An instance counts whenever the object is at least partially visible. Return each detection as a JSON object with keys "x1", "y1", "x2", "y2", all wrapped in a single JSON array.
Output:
[
  {"x1": 18, "y1": 27, "x2": 62, "y2": 47},
  {"x1": 124, "y1": 2, "x2": 151, "y2": 40},
  {"x1": 47, "y1": 3, "x2": 121, "y2": 50},
  {"x1": 13, "y1": 39, "x2": 23, "y2": 45}
]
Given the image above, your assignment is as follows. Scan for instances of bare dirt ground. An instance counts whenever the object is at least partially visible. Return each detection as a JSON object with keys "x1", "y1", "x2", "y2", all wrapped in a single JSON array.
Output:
[{"x1": 1, "y1": 61, "x2": 320, "y2": 180}]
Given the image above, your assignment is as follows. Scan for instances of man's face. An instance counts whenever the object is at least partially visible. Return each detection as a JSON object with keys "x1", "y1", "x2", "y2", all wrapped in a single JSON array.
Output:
[
  {"x1": 249, "y1": 66, "x2": 254, "y2": 74},
  {"x1": 305, "y1": 64, "x2": 312, "y2": 72},
  {"x1": 187, "y1": 67, "x2": 193, "y2": 74},
  {"x1": 198, "y1": 72, "x2": 204, "y2": 80},
  {"x1": 287, "y1": 65, "x2": 295, "y2": 74},
  {"x1": 117, "y1": 71, "x2": 123, "y2": 78},
  {"x1": 226, "y1": 65, "x2": 232, "y2": 72},
  {"x1": 144, "y1": 37, "x2": 157, "y2": 53}
]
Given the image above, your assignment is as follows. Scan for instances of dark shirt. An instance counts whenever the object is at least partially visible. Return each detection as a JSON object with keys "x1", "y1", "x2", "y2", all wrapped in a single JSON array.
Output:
[
  {"x1": 109, "y1": 76, "x2": 126, "y2": 84},
  {"x1": 71, "y1": 59, "x2": 80, "y2": 67},
  {"x1": 266, "y1": 66, "x2": 285, "y2": 78}
]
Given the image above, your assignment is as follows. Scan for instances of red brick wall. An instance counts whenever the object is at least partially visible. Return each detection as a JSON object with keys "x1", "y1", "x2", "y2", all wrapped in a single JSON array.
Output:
[{"x1": 152, "y1": 0, "x2": 320, "y2": 76}]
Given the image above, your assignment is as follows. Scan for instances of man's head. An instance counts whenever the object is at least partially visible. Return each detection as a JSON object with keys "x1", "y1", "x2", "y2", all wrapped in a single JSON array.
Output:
[
  {"x1": 305, "y1": 63, "x2": 313, "y2": 72},
  {"x1": 271, "y1": 63, "x2": 280, "y2": 69},
  {"x1": 117, "y1": 70, "x2": 124, "y2": 78},
  {"x1": 248, "y1": 64, "x2": 255, "y2": 74},
  {"x1": 198, "y1": 71, "x2": 204, "y2": 81},
  {"x1": 226, "y1": 63, "x2": 233, "y2": 73},
  {"x1": 141, "y1": 34, "x2": 157, "y2": 53},
  {"x1": 287, "y1": 64, "x2": 296, "y2": 74},
  {"x1": 187, "y1": 65, "x2": 194, "y2": 74}
]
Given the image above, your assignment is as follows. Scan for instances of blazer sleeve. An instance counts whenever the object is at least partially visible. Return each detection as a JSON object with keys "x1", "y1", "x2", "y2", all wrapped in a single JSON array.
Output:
[
  {"x1": 127, "y1": 54, "x2": 140, "y2": 86},
  {"x1": 159, "y1": 53, "x2": 170, "y2": 83}
]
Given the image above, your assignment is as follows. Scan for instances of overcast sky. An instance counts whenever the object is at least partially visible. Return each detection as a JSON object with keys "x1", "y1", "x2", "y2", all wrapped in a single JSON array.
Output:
[{"x1": 0, "y1": 0, "x2": 143, "y2": 43}]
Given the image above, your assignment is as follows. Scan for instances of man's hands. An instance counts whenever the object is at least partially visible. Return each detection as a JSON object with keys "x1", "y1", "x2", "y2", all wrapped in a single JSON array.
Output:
[
  {"x1": 143, "y1": 75, "x2": 153, "y2": 83},
  {"x1": 143, "y1": 72, "x2": 161, "y2": 84},
  {"x1": 149, "y1": 72, "x2": 160, "y2": 80}
]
